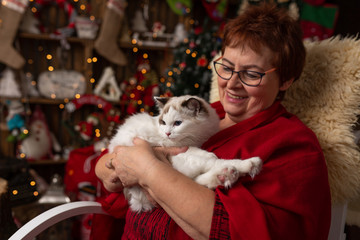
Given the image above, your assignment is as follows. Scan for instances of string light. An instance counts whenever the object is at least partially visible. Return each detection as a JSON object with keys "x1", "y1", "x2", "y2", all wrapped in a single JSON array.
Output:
[{"x1": 95, "y1": 129, "x2": 101, "y2": 138}]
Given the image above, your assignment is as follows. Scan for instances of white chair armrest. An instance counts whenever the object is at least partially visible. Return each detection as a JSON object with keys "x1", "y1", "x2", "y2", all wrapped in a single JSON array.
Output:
[
  {"x1": 9, "y1": 201, "x2": 107, "y2": 240},
  {"x1": 328, "y1": 203, "x2": 347, "y2": 240}
]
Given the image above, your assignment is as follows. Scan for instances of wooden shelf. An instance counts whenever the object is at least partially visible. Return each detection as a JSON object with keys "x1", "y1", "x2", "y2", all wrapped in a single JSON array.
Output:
[
  {"x1": 19, "y1": 32, "x2": 174, "y2": 51},
  {"x1": 0, "y1": 97, "x2": 66, "y2": 105},
  {"x1": 27, "y1": 159, "x2": 68, "y2": 165}
]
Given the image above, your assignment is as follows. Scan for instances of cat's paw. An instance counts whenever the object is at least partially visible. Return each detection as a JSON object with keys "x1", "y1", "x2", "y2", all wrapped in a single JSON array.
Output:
[
  {"x1": 130, "y1": 198, "x2": 154, "y2": 213},
  {"x1": 217, "y1": 166, "x2": 240, "y2": 189},
  {"x1": 247, "y1": 157, "x2": 262, "y2": 178}
]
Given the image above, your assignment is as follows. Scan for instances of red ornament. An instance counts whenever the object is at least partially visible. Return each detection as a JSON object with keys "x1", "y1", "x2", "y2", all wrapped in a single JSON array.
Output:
[{"x1": 197, "y1": 56, "x2": 208, "y2": 67}]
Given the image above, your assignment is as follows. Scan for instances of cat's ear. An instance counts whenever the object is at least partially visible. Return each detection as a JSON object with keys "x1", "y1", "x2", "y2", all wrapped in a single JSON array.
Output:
[
  {"x1": 182, "y1": 97, "x2": 206, "y2": 116},
  {"x1": 154, "y1": 97, "x2": 169, "y2": 109}
]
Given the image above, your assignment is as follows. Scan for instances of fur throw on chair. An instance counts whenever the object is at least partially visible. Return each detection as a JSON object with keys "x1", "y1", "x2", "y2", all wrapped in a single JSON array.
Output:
[{"x1": 210, "y1": 36, "x2": 360, "y2": 205}]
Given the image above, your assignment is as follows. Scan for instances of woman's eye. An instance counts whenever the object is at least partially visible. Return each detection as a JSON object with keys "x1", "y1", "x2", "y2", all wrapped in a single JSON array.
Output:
[
  {"x1": 222, "y1": 65, "x2": 233, "y2": 72},
  {"x1": 174, "y1": 121, "x2": 182, "y2": 126},
  {"x1": 244, "y1": 71, "x2": 260, "y2": 80},
  {"x1": 159, "y1": 119, "x2": 166, "y2": 125}
]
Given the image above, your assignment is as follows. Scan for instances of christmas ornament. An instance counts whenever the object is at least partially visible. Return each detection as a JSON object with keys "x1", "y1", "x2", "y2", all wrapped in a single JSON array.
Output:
[
  {"x1": 201, "y1": 0, "x2": 228, "y2": 22},
  {"x1": 173, "y1": 23, "x2": 188, "y2": 46},
  {"x1": 0, "y1": 157, "x2": 39, "y2": 207},
  {"x1": 0, "y1": 68, "x2": 22, "y2": 98},
  {"x1": 74, "y1": 113, "x2": 101, "y2": 141},
  {"x1": 300, "y1": 1, "x2": 338, "y2": 41},
  {"x1": 0, "y1": 0, "x2": 28, "y2": 69},
  {"x1": 22, "y1": 72, "x2": 40, "y2": 97},
  {"x1": 152, "y1": 22, "x2": 166, "y2": 35},
  {"x1": 75, "y1": 16, "x2": 100, "y2": 39},
  {"x1": 64, "y1": 144, "x2": 104, "y2": 238},
  {"x1": 38, "y1": 174, "x2": 70, "y2": 204},
  {"x1": 166, "y1": 0, "x2": 192, "y2": 15},
  {"x1": 94, "y1": 0, "x2": 127, "y2": 66},
  {"x1": 32, "y1": 0, "x2": 78, "y2": 37},
  {"x1": 64, "y1": 94, "x2": 113, "y2": 147},
  {"x1": 65, "y1": 94, "x2": 113, "y2": 114},
  {"x1": 132, "y1": 10, "x2": 148, "y2": 32},
  {"x1": 19, "y1": 9, "x2": 41, "y2": 34},
  {"x1": 94, "y1": 67, "x2": 122, "y2": 102},
  {"x1": 37, "y1": 70, "x2": 86, "y2": 99},
  {"x1": 4, "y1": 100, "x2": 28, "y2": 142},
  {"x1": 19, "y1": 105, "x2": 61, "y2": 161}
]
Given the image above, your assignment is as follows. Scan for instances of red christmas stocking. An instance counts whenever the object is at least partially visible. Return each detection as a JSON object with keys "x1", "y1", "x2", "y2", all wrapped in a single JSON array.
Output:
[
  {"x1": 0, "y1": 0, "x2": 29, "y2": 69},
  {"x1": 94, "y1": 0, "x2": 127, "y2": 66}
]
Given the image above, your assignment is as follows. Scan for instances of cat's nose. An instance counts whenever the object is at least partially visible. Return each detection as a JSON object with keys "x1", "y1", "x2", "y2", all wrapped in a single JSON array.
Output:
[{"x1": 166, "y1": 132, "x2": 171, "y2": 136}]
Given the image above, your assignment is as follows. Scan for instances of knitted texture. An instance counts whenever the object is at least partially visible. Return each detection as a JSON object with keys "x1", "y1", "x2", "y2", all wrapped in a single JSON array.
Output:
[{"x1": 210, "y1": 37, "x2": 360, "y2": 204}]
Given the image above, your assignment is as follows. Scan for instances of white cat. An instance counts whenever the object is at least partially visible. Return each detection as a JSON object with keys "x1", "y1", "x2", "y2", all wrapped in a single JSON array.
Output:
[{"x1": 108, "y1": 95, "x2": 262, "y2": 212}]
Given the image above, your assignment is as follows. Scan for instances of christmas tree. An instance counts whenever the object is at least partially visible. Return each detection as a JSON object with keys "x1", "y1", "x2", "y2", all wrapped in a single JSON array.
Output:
[{"x1": 161, "y1": 23, "x2": 222, "y2": 101}]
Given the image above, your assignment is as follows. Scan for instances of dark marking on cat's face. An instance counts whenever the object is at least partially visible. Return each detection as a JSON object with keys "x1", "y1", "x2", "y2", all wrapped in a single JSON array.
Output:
[
  {"x1": 181, "y1": 97, "x2": 208, "y2": 116},
  {"x1": 154, "y1": 97, "x2": 169, "y2": 109}
]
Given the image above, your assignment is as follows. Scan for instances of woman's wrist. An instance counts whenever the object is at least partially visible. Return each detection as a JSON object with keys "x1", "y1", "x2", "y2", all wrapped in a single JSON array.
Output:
[{"x1": 138, "y1": 156, "x2": 168, "y2": 189}]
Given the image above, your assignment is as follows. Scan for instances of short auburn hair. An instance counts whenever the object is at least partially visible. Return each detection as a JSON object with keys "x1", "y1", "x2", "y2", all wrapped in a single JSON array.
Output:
[{"x1": 222, "y1": 3, "x2": 306, "y2": 85}]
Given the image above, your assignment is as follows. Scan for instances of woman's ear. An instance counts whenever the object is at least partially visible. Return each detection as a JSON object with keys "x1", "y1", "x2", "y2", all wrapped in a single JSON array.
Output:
[{"x1": 279, "y1": 78, "x2": 294, "y2": 91}]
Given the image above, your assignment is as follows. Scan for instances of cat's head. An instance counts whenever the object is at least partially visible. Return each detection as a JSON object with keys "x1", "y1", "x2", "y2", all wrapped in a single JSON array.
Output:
[{"x1": 154, "y1": 95, "x2": 220, "y2": 146}]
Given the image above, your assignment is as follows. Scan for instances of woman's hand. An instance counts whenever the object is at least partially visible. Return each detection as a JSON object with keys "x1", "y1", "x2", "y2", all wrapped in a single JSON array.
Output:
[
  {"x1": 95, "y1": 152, "x2": 124, "y2": 192},
  {"x1": 111, "y1": 138, "x2": 188, "y2": 188}
]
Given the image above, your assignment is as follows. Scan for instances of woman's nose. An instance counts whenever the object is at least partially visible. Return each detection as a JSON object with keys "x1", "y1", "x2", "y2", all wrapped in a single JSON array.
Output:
[{"x1": 227, "y1": 73, "x2": 243, "y2": 88}]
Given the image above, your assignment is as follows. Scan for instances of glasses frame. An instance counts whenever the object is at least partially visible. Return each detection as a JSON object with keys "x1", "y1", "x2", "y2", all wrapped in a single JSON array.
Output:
[{"x1": 213, "y1": 56, "x2": 277, "y2": 87}]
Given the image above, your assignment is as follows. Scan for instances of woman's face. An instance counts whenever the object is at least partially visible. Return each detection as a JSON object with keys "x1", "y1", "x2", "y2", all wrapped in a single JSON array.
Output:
[{"x1": 218, "y1": 45, "x2": 292, "y2": 124}]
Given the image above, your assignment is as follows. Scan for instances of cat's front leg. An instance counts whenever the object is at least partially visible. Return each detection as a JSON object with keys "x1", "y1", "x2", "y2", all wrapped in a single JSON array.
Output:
[
  {"x1": 125, "y1": 186, "x2": 155, "y2": 212},
  {"x1": 195, "y1": 157, "x2": 262, "y2": 189}
]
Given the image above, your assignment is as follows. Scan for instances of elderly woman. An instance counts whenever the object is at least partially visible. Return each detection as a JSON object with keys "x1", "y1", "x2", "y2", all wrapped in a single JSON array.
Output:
[{"x1": 95, "y1": 3, "x2": 331, "y2": 239}]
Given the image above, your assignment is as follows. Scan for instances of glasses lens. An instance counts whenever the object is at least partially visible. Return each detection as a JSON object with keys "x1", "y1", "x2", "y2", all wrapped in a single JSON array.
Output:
[
  {"x1": 240, "y1": 71, "x2": 262, "y2": 86},
  {"x1": 214, "y1": 63, "x2": 232, "y2": 80}
]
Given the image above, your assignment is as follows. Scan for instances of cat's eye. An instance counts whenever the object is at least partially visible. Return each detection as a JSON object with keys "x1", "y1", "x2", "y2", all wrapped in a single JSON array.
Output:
[
  {"x1": 159, "y1": 119, "x2": 166, "y2": 125},
  {"x1": 174, "y1": 121, "x2": 182, "y2": 126}
]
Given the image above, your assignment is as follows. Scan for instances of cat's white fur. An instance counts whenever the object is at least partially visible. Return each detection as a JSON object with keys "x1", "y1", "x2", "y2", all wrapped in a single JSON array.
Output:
[{"x1": 108, "y1": 95, "x2": 262, "y2": 212}]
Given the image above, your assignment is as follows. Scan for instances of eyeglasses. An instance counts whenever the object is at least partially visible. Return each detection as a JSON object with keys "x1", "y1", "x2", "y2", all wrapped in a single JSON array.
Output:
[{"x1": 213, "y1": 56, "x2": 276, "y2": 87}]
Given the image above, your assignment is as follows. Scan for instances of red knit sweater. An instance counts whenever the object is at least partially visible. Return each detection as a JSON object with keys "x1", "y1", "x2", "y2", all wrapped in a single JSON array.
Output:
[{"x1": 92, "y1": 101, "x2": 331, "y2": 240}]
